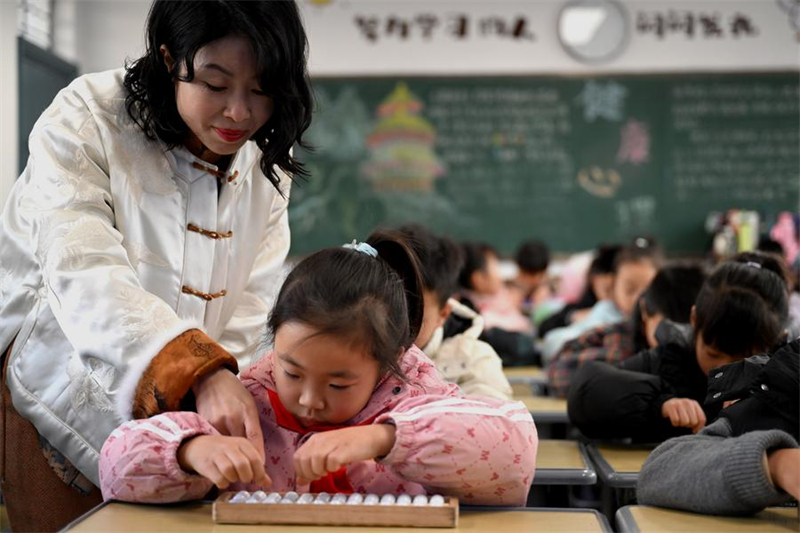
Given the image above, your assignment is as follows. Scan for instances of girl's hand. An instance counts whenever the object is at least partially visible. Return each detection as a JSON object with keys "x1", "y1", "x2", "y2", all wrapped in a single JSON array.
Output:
[
  {"x1": 767, "y1": 448, "x2": 800, "y2": 500},
  {"x1": 177, "y1": 435, "x2": 271, "y2": 490},
  {"x1": 661, "y1": 398, "x2": 706, "y2": 433},
  {"x1": 293, "y1": 425, "x2": 397, "y2": 485},
  {"x1": 192, "y1": 368, "x2": 266, "y2": 461}
]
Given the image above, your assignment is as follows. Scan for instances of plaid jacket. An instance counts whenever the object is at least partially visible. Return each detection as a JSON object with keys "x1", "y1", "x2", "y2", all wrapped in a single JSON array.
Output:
[{"x1": 547, "y1": 321, "x2": 638, "y2": 398}]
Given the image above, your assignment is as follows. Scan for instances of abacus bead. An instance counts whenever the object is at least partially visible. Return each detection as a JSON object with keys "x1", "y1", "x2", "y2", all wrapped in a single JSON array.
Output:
[
  {"x1": 412, "y1": 495, "x2": 429, "y2": 506},
  {"x1": 282, "y1": 491, "x2": 299, "y2": 503},
  {"x1": 297, "y1": 493, "x2": 315, "y2": 504},
  {"x1": 429, "y1": 494, "x2": 445, "y2": 506},
  {"x1": 314, "y1": 492, "x2": 331, "y2": 504},
  {"x1": 363, "y1": 494, "x2": 380, "y2": 505},
  {"x1": 265, "y1": 492, "x2": 282, "y2": 504},
  {"x1": 380, "y1": 494, "x2": 396, "y2": 505},
  {"x1": 331, "y1": 493, "x2": 348, "y2": 505},
  {"x1": 230, "y1": 491, "x2": 250, "y2": 503},
  {"x1": 347, "y1": 493, "x2": 364, "y2": 505},
  {"x1": 252, "y1": 490, "x2": 268, "y2": 501},
  {"x1": 396, "y1": 494, "x2": 412, "y2": 506}
]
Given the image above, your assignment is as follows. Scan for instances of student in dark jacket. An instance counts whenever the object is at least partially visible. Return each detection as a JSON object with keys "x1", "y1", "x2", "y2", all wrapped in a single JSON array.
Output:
[
  {"x1": 568, "y1": 252, "x2": 790, "y2": 443},
  {"x1": 548, "y1": 264, "x2": 706, "y2": 398},
  {"x1": 638, "y1": 339, "x2": 799, "y2": 515}
]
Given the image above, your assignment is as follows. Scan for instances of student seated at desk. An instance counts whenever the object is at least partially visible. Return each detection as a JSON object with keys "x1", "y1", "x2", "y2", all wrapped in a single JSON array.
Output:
[
  {"x1": 638, "y1": 339, "x2": 799, "y2": 515},
  {"x1": 99, "y1": 231, "x2": 537, "y2": 506},
  {"x1": 396, "y1": 224, "x2": 513, "y2": 401},
  {"x1": 568, "y1": 252, "x2": 789, "y2": 443},
  {"x1": 456, "y1": 242, "x2": 539, "y2": 366},
  {"x1": 541, "y1": 239, "x2": 661, "y2": 364},
  {"x1": 548, "y1": 265, "x2": 706, "y2": 398},
  {"x1": 513, "y1": 240, "x2": 551, "y2": 314}
]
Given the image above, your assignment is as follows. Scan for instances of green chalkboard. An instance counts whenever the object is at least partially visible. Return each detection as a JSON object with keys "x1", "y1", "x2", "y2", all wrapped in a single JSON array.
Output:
[{"x1": 290, "y1": 72, "x2": 799, "y2": 255}]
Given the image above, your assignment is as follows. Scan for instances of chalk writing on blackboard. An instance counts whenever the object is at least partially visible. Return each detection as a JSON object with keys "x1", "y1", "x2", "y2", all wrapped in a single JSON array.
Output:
[{"x1": 576, "y1": 81, "x2": 628, "y2": 122}]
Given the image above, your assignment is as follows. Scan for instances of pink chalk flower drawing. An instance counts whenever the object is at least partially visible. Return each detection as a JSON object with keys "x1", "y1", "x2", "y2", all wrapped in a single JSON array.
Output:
[{"x1": 616, "y1": 118, "x2": 651, "y2": 165}]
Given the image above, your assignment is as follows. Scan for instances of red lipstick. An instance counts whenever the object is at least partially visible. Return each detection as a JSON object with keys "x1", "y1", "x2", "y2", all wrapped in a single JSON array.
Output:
[{"x1": 214, "y1": 128, "x2": 247, "y2": 142}]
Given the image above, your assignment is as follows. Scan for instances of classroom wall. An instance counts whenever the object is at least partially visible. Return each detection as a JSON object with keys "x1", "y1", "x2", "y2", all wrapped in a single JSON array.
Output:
[
  {"x1": 66, "y1": 0, "x2": 799, "y2": 76},
  {"x1": 2, "y1": 0, "x2": 797, "y2": 209}
]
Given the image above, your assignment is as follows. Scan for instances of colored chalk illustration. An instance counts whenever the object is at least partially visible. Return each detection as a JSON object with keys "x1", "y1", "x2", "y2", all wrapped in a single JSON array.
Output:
[
  {"x1": 361, "y1": 83, "x2": 444, "y2": 192},
  {"x1": 577, "y1": 166, "x2": 622, "y2": 198},
  {"x1": 616, "y1": 118, "x2": 651, "y2": 165}
]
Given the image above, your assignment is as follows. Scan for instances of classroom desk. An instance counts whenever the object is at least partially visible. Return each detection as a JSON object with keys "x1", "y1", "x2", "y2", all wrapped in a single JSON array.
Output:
[
  {"x1": 61, "y1": 501, "x2": 613, "y2": 533},
  {"x1": 503, "y1": 365, "x2": 546, "y2": 383},
  {"x1": 516, "y1": 396, "x2": 569, "y2": 425},
  {"x1": 532, "y1": 440, "x2": 596, "y2": 486},
  {"x1": 616, "y1": 505, "x2": 799, "y2": 533},
  {"x1": 504, "y1": 366, "x2": 548, "y2": 395},
  {"x1": 584, "y1": 444, "x2": 654, "y2": 489}
]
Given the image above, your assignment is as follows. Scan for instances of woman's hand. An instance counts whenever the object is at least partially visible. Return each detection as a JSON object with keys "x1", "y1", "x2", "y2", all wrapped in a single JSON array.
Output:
[
  {"x1": 767, "y1": 448, "x2": 800, "y2": 500},
  {"x1": 293, "y1": 425, "x2": 397, "y2": 485},
  {"x1": 177, "y1": 435, "x2": 271, "y2": 490},
  {"x1": 192, "y1": 368, "x2": 265, "y2": 461},
  {"x1": 661, "y1": 398, "x2": 706, "y2": 433}
]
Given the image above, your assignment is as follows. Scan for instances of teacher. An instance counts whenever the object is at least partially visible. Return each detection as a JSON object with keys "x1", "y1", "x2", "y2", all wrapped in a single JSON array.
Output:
[{"x1": 0, "y1": 1, "x2": 312, "y2": 530}]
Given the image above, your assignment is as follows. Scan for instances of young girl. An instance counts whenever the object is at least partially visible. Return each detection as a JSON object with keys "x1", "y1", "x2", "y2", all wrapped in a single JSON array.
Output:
[
  {"x1": 99, "y1": 231, "x2": 538, "y2": 505},
  {"x1": 541, "y1": 240, "x2": 661, "y2": 363},
  {"x1": 0, "y1": 1, "x2": 311, "y2": 529},
  {"x1": 568, "y1": 252, "x2": 789, "y2": 442}
]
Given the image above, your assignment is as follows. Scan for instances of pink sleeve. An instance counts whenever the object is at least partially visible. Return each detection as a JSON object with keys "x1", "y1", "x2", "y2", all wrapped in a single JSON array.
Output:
[
  {"x1": 375, "y1": 396, "x2": 538, "y2": 506},
  {"x1": 99, "y1": 411, "x2": 219, "y2": 503}
]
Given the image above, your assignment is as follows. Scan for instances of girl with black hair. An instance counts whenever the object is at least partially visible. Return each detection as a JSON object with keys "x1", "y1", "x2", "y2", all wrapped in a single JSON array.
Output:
[
  {"x1": 98, "y1": 231, "x2": 538, "y2": 506},
  {"x1": 0, "y1": 2, "x2": 312, "y2": 530},
  {"x1": 568, "y1": 252, "x2": 790, "y2": 443}
]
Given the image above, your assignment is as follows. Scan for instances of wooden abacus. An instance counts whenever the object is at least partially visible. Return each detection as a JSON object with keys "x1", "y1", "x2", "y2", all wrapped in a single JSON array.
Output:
[{"x1": 213, "y1": 491, "x2": 459, "y2": 528}]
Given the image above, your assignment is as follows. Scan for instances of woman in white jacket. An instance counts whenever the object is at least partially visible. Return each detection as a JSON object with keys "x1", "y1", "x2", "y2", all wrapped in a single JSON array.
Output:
[{"x1": 0, "y1": 1, "x2": 312, "y2": 530}]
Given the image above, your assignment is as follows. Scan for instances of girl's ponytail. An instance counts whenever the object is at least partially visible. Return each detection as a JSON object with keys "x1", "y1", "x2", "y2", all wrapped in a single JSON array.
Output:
[{"x1": 367, "y1": 230, "x2": 425, "y2": 348}]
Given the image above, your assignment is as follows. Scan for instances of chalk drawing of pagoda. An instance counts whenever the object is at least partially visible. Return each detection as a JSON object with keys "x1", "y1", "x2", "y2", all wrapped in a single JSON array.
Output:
[{"x1": 361, "y1": 83, "x2": 444, "y2": 192}]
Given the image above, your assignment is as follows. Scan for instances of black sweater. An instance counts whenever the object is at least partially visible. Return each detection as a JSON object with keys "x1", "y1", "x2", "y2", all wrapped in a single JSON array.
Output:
[{"x1": 567, "y1": 321, "x2": 715, "y2": 443}]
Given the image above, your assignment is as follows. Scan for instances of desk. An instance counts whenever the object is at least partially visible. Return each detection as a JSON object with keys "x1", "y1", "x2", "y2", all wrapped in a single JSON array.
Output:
[
  {"x1": 504, "y1": 366, "x2": 547, "y2": 395},
  {"x1": 533, "y1": 440, "x2": 596, "y2": 486},
  {"x1": 517, "y1": 396, "x2": 569, "y2": 425},
  {"x1": 584, "y1": 444, "x2": 654, "y2": 489},
  {"x1": 616, "y1": 505, "x2": 799, "y2": 533},
  {"x1": 62, "y1": 502, "x2": 612, "y2": 533}
]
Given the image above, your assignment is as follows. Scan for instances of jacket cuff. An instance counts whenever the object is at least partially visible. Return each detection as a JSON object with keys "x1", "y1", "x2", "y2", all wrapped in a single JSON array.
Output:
[
  {"x1": 725, "y1": 430, "x2": 799, "y2": 509},
  {"x1": 373, "y1": 414, "x2": 412, "y2": 466},
  {"x1": 132, "y1": 329, "x2": 239, "y2": 419}
]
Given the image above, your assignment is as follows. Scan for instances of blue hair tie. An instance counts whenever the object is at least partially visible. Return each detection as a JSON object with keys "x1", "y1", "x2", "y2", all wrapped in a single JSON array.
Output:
[{"x1": 343, "y1": 239, "x2": 378, "y2": 258}]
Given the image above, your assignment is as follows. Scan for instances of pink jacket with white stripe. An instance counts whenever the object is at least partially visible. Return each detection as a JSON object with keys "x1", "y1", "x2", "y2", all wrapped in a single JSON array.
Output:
[{"x1": 99, "y1": 346, "x2": 537, "y2": 506}]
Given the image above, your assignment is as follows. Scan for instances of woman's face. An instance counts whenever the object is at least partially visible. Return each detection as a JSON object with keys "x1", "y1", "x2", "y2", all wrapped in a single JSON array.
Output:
[
  {"x1": 162, "y1": 35, "x2": 274, "y2": 163},
  {"x1": 273, "y1": 321, "x2": 382, "y2": 427}
]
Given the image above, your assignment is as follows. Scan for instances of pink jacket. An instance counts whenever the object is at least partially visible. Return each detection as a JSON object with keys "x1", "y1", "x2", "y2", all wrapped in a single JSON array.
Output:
[{"x1": 99, "y1": 346, "x2": 537, "y2": 506}]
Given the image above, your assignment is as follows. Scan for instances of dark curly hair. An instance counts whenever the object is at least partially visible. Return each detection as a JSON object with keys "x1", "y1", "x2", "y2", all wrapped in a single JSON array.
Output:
[{"x1": 123, "y1": 0, "x2": 313, "y2": 192}]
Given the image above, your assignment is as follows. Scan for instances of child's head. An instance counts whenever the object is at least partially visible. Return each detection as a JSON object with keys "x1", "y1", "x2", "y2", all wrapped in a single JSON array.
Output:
[
  {"x1": 395, "y1": 224, "x2": 464, "y2": 349},
  {"x1": 581, "y1": 244, "x2": 623, "y2": 305},
  {"x1": 635, "y1": 264, "x2": 707, "y2": 348},
  {"x1": 267, "y1": 230, "x2": 423, "y2": 426},
  {"x1": 692, "y1": 251, "x2": 789, "y2": 375},
  {"x1": 125, "y1": 0, "x2": 312, "y2": 189},
  {"x1": 458, "y1": 242, "x2": 502, "y2": 296},
  {"x1": 514, "y1": 240, "x2": 551, "y2": 300},
  {"x1": 610, "y1": 239, "x2": 662, "y2": 317}
]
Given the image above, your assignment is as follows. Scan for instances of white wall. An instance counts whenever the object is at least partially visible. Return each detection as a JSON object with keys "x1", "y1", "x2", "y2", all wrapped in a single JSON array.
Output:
[
  {"x1": 0, "y1": 0, "x2": 19, "y2": 209},
  {"x1": 66, "y1": 0, "x2": 799, "y2": 76}
]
